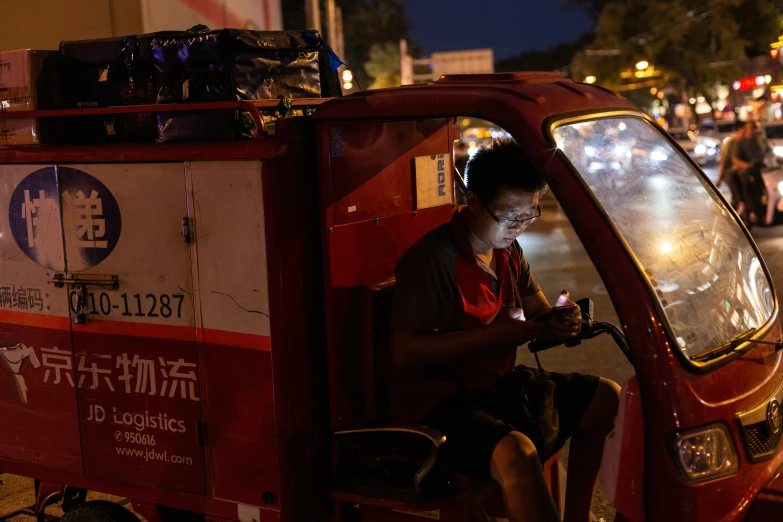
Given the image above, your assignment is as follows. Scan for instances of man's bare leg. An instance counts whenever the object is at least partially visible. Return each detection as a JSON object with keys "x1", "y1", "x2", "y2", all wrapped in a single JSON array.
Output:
[
  {"x1": 563, "y1": 378, "x2": 621, "y2": 522},
  {"x1": 491, "y1": 432, "x2": 560, "y2": 522}
]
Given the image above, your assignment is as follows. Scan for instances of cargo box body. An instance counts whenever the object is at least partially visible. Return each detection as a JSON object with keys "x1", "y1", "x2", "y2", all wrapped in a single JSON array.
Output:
[{"x1": 0, "y1": 125, "x2": 330, "y2": 520}]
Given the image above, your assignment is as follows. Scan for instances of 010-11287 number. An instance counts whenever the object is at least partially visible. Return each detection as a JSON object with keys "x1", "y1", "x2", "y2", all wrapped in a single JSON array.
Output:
[{"x1": 69, "y1": 292, "x2": 185, "y2": 319}]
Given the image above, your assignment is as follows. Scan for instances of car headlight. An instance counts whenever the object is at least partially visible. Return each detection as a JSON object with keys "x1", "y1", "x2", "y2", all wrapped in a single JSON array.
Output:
[
  {"x1": 774, "y1": 146, "x2": 783, "y2": 157},
  {"x1": 694, "y1": 144, "x2": 707, "y2": 155},
  {"x1": 671, "y1": 424, "x2": 738, "y2": 482},
  {"x1": 703, "y1": 139, "x2": 718, "y2": 148}
]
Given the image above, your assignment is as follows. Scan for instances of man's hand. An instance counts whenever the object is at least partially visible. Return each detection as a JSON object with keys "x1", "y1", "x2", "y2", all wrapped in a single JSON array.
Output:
[
  {"x1": 486, "y1": 307, "x2": 546, "y2": 345},
  {"x1": 550, "y1": 303, "x2": 582, "y2": 339}
]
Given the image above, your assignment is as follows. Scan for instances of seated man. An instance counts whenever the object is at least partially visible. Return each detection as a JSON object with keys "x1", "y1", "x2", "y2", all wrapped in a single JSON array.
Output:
[{"x1": 390, "y1": 139, "x2": 621, "y2": 522}]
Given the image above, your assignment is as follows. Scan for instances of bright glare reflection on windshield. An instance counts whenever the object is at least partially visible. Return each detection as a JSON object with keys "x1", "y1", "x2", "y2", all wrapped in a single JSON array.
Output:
[{"x1": 553, "y1": 117, "x2": 774, "y2": 360}]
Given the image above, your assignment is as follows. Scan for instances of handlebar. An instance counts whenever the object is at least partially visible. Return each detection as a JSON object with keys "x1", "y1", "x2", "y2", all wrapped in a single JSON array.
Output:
[
  {"x1": 528, "y1": 323, "x2": 591, "y2": 353},
  {"x1": 527, "y1": 298, "x2": 633, "y2": 364}
]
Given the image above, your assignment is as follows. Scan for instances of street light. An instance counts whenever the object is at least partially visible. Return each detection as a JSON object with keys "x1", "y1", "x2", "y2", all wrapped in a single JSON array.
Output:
[
  {"x1": 585, "y1": 76, "x2": 597, "y2": 84},
  {"x1": 636, "y1": 60, "x2": 649, "y2": 70},
  {"x1": 342, "y1": 69, "x2": 353, "y2": 91}
]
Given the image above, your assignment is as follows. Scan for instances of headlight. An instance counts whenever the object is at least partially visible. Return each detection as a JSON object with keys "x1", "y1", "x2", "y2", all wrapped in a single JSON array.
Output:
[
  {"x1": 774, "y1": 146, "x2": 783, "y2": 157},
  {"x1": 671, "y1": 424, "x2": 738, "y2": 482},
  {"x1": 650, "y1": 150, "x2": 668, "y2": 161},
  {"x1": 694, "y1": 144, "x2": 707, "y2": 155},
  {"x1": 703, "y1": 139, "x2": 718, "y2": 148}
]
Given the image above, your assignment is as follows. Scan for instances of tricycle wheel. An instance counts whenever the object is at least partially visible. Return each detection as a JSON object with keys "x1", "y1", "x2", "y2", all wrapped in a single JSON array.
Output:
[{"x1": 59, "y1": 500, "x2": 140, "y2": 522}]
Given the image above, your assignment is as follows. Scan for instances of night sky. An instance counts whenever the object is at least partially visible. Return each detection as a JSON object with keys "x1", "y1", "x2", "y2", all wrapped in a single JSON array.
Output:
[{"x1": 403, "y1": 1, "x2": 594, "y2": 60}]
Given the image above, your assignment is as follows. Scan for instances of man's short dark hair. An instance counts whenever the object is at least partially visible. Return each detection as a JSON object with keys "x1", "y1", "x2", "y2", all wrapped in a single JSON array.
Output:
[{"x1": 465, "y1": 138, "x2": 547, "y2": 204}]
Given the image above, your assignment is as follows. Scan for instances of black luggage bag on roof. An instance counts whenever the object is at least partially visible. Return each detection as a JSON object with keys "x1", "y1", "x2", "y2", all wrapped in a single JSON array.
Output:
[
  {"x1": 152, "y1": 29, "x2": 236, "y2": 143},
  {"x1": 60, "y1": 31, "x2": 183, "y2": 143},
  {"x1": 152, "y1": 28, "x2": 342, "y2": 142}
]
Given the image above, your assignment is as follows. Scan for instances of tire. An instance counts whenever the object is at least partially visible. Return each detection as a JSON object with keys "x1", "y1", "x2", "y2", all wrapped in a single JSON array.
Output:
[{"x1": 59, "y1": 500, "x2": 140, "y2": 522}]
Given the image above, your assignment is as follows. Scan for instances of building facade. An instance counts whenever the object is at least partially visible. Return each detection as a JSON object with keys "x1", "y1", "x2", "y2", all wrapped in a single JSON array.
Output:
[{"x1": 0, "y1": 0, "x2": 282, "y2": 51}]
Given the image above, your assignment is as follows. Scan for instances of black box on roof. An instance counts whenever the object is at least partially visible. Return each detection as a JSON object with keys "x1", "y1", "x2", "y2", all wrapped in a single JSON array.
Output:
[
  {"x1": 231, "y1": 29, "x2": 323, "y2": 100},
  {"x1": 152, "y1": 28, "x2": 341, "y2": 142},
  {"x1": 152, "y1": 29, "x2": 235, "y2": 142},
  {"x1": 60, "y1": 31, "x2": 182, "y2": 143}
]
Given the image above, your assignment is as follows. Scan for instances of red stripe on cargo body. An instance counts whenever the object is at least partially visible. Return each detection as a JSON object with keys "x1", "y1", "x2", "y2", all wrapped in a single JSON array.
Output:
[
  {"x1": 0, "y1": 309, "x2": 70, "y2": 330},
  {"x1": 198, "y1": 327, "x2": 272, "y2": 351},
  {"x1": 0, "y1": 310, "x2": 271, "y2": 351}
]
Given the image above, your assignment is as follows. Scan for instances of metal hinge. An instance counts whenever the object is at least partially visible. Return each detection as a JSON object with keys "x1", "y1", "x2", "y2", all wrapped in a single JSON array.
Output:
[
  {"x1": 49, "y1": 273, "x2": 118, "y2": 289},
  {"x1": 182, "y1": 217, "x2": 192, "y2": 243}
]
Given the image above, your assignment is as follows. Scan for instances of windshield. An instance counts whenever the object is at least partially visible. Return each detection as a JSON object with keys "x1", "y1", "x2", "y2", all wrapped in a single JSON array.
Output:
[{"x1": 552, "y1": 116, "x2": 774, "y2": 360}]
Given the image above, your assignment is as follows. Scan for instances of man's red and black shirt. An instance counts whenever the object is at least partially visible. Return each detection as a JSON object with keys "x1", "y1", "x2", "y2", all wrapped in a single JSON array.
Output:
[{"x1": 391, "y1": 208, "x2": 540, "y2": 422}]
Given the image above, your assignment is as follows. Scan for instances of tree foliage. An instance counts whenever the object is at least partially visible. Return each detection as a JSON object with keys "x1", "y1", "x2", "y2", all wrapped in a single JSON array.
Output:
[
  {"x1": 496, "y1": 33, "x2": 594, "y2": 73},
  {"x1": 564, "y1": 0, "x2": 617, "y2": 21},
  {"x1": 282, "y1": 0, "x2": 413, "y2": 89},
  {"x1": 364, "y1": 42, "x2": 401, "y2": 88},
  {"x1": 573, "y1": 0, "x2": 781, "y2": 102},
  {"x1": 341, "y1": 0, "x2": 412, "y2": 88}
]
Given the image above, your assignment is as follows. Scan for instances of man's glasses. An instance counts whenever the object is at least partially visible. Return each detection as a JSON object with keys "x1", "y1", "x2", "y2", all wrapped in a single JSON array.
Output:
[{"x1": 481, "y1": 201, "x2": 542, "y2": 228}]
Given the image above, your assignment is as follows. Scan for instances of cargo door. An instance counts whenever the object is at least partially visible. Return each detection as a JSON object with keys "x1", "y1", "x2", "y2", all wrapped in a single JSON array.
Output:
[
  {"x1": 0, "y1": 165, "x2": 81, "y2": 473},
  {"x1": 187, "y1": 160, "x2": 277, "y2": 506},
  {"x1": 59, "y1": 164, "x2": 205, "y2": 494}
]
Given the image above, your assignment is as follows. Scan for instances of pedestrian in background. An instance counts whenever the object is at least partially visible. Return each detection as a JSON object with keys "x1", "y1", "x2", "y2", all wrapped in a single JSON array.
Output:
[
  {"x1": 732, "y1": 120, "x2": 767, "y2": 226},
  {"x1": 717, "y1": 121, "x2": 744, "y2": 211}
]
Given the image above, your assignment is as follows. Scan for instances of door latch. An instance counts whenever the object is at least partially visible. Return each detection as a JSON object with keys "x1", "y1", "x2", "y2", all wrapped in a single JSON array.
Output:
[
  {"x1": 50, "y1": 273, "x2": 118, "y2": 289},
  {"x1": 72, "y1": 284, "x2": 88, "y2": 324},
  {"x1": 50, "y1": 274, "x2": 118, "y2": 324}
]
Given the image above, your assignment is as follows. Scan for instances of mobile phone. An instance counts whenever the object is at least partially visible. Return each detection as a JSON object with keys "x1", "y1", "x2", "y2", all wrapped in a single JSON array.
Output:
[
  {"x1": 532, "y1": 304, "x2": 578, "y2": 323},
  {"x1": 555, "y1": 291, "x2": 570, "y2": 307}
]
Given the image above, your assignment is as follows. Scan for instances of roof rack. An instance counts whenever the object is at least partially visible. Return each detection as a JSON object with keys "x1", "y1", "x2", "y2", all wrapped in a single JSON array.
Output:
[{"x1": 0, "y1": 98, "x2": 330, "y2": 140}]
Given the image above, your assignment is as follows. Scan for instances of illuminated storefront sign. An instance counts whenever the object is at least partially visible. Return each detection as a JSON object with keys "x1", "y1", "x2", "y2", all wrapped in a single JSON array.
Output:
[{"x1": 733, "y1": 75, "x2": 772, "y2": 91}]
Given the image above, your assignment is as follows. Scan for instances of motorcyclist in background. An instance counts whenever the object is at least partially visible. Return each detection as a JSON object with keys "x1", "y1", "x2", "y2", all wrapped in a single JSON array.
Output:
[
  {"x1": 732, "y1": 121, "x2": 767, "y2": 227},
  {"x1": 717, "y1": 121, "x2": 744, "y2": 212}
]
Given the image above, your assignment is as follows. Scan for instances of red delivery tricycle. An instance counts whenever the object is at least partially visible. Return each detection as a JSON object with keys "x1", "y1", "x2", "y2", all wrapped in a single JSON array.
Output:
[{"x1": 0, "y1": 70, "x2": 781, "y2": 522}]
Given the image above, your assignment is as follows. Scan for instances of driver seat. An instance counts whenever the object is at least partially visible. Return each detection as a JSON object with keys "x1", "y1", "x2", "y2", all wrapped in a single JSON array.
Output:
[{"x1": 331, "y1": 279, "x2": 561, "y2": 519}]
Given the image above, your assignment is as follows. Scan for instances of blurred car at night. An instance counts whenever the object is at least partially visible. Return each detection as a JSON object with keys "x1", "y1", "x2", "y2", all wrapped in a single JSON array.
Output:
[
  {"x1": 699, "y1": 120, "x2": 736, "y2": 145},
  {"x1": 669, "y1": 127, "x2": 720, "y2": 166}
]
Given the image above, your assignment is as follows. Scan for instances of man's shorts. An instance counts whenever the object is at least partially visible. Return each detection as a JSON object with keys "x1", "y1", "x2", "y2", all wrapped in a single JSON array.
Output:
[{"x1": 421, "y1": 366, "x2": 600, "y2": 481}]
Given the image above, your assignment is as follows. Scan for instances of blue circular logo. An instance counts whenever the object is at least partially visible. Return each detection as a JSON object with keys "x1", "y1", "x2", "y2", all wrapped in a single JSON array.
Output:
[{"x1": 9, "y1": 167, "x2": 121, "y2": 271}]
